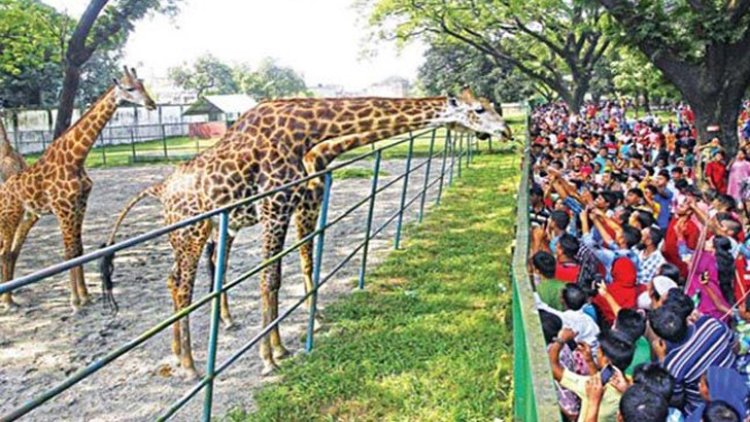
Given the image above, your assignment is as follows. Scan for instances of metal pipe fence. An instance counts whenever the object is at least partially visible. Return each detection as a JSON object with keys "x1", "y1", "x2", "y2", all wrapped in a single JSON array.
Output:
[
  {"x1": 10, "y1": 122, "x2": 221, "y2": 166},
  {"x1": 0, "y1": 127, "x2": 478, "y2": 421}
]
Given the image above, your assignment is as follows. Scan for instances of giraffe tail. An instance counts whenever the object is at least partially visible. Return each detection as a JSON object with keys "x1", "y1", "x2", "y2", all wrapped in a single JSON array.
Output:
[{"x1": 99, "y1": 183, "x2": 164, "y2": 314}]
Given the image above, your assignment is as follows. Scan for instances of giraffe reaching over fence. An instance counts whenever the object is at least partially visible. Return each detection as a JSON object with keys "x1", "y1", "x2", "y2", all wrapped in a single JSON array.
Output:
[
  {"x1": 101, "y1": 88, "x2": 510, "y2": 378},
  {"x1": 0, "y1": 109, "x2": 27, "y2": 182},
  {"x1": 0, "y1": 67, "x2": 156, "y2": 311}
]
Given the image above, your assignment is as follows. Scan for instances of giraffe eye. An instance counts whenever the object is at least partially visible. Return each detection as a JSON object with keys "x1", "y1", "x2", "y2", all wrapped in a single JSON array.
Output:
[
  {"x1": 126, "y1": 87, "x2": 136, "y2": 92},
  {"x1": 475, "y1": 107, "x2": 486, "y2": 114}
]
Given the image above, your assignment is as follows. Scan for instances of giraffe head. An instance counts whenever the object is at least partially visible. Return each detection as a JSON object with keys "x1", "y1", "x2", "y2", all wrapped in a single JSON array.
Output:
[
  {"x1": 113, "y1": 66, "x2": 157, "y2": 110},
  {"x1": 436, "y1": 88, "x2": 511, "y2": 141}
]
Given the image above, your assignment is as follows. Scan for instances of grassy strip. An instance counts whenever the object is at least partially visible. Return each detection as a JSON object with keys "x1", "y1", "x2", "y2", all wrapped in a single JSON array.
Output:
[
  {"x1": 227, "y1": 151, "x2": 520, "y2": 421},
  {"x1": 332, "y1": 167, "x2": 391, "y2": 180},
  {"x1": 24, "y1": 136, "x2": 217, "y2": 168}
]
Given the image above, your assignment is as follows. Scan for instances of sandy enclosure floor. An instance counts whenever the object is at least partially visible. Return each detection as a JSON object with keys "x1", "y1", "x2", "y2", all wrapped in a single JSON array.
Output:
[{"x1": 0, "y1": 156, "x2": 451, "y2": 421}]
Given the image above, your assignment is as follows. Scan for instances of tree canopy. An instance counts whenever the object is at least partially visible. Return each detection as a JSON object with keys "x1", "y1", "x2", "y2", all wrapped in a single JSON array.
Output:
[
  {"x1": 169, "y1": 55, "x2": 309, "y2": 100},
  {"x1": 366, "y1": 0, "x2": 611, "y2": 112},
  {"x1": 417, "y1": 41, "x2": 534, "y2": 105}
]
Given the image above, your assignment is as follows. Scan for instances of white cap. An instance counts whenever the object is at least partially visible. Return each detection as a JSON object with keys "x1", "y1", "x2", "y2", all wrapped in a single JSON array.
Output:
[{"x1": 653, "y1": 276, "x2": 678, "y2": 297}]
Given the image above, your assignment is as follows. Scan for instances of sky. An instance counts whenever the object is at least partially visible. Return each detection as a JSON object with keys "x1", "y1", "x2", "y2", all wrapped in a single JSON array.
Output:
[{"x1": 43, "y1": 0, "x2": 426, "y2": 91}]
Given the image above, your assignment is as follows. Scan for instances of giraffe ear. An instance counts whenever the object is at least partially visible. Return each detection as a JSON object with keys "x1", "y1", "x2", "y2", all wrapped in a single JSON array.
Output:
[{"x1": 113, "y1": 78, "x2": 122, "y2": 88}]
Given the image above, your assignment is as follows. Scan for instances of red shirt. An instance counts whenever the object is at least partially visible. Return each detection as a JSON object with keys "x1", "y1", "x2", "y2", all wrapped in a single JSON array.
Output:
[
  {"x1": 555, "y1": 262, "x2": 580, "y2": 283},
  {"x1": 663, "y1": 218, "x2": 700, "y2": 280},
  {"x1": 705, "y1": 161, "x2": 727, "y2": 194},
  {"x1": 592, "y1": 257, "x2": 637, "y2": 324}
]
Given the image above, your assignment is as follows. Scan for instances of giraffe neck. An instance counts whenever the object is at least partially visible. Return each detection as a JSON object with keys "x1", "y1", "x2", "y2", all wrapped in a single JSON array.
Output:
[
  {"x1": 311, "y1": 97, "x2": 447, "y2": 143},
  {"x1": 44, "y1": 87, "x2": 118, "y2": 167},
  {"x1": 0, "y1": 117, "x2": 11, "y2": 156}
]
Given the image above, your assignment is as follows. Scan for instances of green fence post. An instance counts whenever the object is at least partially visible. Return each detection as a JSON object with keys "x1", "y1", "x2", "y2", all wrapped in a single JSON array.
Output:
[
  {"x1": 99, "y1": 133, "x2": 106, "y2": 167},
  {"x1": 418, "y1": 129, "x2": 436, "y2": 223},
  {"x1": 457, "y1": 133, "x2": 463, "y2": 178},
  {"x1": 202, "y1": 211, "x2": 229, "y2": 422},
  {"x1": 467, "y1": 134, "x2": 472, "y2": 167},
  {"x1": 448, "y1": 132, "x2": 456, "y2": 186},
  {"x1": 394, "y1": 133, "x2": 414, "y2": 250},
  {"x1": 436, "y1": 129, "x2": 450, "y2": 205},
  {"x1": 358, "y1": 150, "x2": 382, "y2": 290},
  {"x1": 488, "y1": 136, "x2": 493, "y2": 153},
  {"x1": 306, "y1": 172, "x2": 332, "y2": 352},
  {"x1": 130, "y1": 128, "x2": 137, "y2": 164},
  {"x1": 162, "y1": 124, "x2": 169, "y2": 160}
]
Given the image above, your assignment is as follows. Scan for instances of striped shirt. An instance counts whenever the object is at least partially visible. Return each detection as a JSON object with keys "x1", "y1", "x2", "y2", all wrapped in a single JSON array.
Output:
[{"x1": 663, "y1": 316, "x2": 736, "y2": 415}]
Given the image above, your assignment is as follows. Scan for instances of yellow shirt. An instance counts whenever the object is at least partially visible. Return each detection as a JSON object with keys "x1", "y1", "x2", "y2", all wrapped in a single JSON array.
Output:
[{"x1": 560, "y1": 370, "x2": 622, "y2": 422}]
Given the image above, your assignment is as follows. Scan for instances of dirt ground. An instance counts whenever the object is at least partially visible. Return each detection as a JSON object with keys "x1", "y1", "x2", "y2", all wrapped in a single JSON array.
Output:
[{"x1": 0, "y1": 156, "x2": 449, "y2": 421}]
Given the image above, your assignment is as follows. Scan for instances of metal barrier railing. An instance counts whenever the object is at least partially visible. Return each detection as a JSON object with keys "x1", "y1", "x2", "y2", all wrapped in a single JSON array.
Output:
[
  {"x1": 510, "y1": 111, "x2": 560, "y2": 420},
  {"x1": 0, "y1": 127, "x2": 484, "y2": 421}
]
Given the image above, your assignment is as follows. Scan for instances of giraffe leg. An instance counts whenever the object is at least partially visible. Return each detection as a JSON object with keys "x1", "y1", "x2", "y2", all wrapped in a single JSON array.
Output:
[
  {"x1": 170, "y1": 222, "x2": 209, "y2": 380},
  {"x1": 1, "y1": 227, "x2": 18, "y2": 309},
  {"x1": 56, "y1": 211, "x2": 86, "y2": 312},
  {"x1": 294, "y1": 187, "x2": 324, "y2": 334},
  {"x1": 167, "y1": 262, "x2": 182, "y2": 360},
  {"x1": 73, "y1": 206, "x2": 90, "y2": 304},
  {"x1": 259, "y1": 201, "x2": 293, "y2": 373},
  {"x1": 208, "y1": 234, "x2": 236, "y2": 329},
  {"x1": 8, "y1": 212, "x2": 40, "y2": 277}
]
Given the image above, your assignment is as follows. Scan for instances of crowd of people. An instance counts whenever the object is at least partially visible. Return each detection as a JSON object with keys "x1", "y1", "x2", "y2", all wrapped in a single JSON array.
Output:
[{"x1": 529, "y1": 101, "x2": 750, "y2": 421}]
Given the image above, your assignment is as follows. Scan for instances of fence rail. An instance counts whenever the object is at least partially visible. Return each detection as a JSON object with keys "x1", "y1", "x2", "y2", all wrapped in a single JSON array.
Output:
[
  {"x1": 511, "y1": 111, "x2": 559, "y2": 420},
  {"x1": 0, "y1": 127, "x2": 483, "y2": 421}
]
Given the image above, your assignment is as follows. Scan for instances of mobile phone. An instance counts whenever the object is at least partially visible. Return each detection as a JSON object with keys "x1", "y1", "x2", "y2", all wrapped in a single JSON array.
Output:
[{"x1": 600, "y1": 365, "x2": 615, "y2": 384}]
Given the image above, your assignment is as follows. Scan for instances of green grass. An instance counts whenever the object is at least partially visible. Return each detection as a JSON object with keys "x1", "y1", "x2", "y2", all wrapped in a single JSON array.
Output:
[
  {"x1": 24, "y1": 136, "x2": 218, "y2": 168},
  {"x1": 332, "y1": 167, "x2": 391, "y2": 180},
  {"x1": 227, "y1": 151, "x2": 521, "y2": 422}
]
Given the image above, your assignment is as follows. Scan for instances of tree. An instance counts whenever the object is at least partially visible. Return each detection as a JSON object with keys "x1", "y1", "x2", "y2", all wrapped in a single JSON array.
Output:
[
  {"x1": 0, "y1": 0, "x2": 69, "y2": 107},
  {"x1": 54, "y1": 0, "x2": 181, "y2": 137},
  {"x1": 168, "y1": 54, "x2": 238, "y2": 97},
  {"x1": 610, "y1": 47, "x2": 677, "y2": 113},
  {"x1": 597, "y1": 0, "x2": 750, "y2": 154},
  {"x1": 366, "y1": 0, "x2": 610, "y2": 113},
  {"x1": 417, "y1": 41, "x2": 534, "y2": 104},
  {"x1": 237, "y1": 58, "x2": 308, "y2": 99}
]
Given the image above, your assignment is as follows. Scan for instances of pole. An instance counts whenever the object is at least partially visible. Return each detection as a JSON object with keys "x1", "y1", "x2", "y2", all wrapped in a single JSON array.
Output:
[
  {"x1": 394, "y1": 134, "x2": 414, "y2": 250},
  {"x1": 306, "y1": 172, "x2": 332, "y2": 352},
  {"x1": 358, "y1": 150, "x2": 382, "y2": 289},
  {"x1": 436, "y1": 129, "x2": 450, "y2": 205},
  {"x1": 130, "y1": 128, "x2": 136, "y2": 164},
  {"x1": 418, "y1": 129, "x2": 436, "y2": 223},
  {"x1": 202, "y1": 211, "x2": 229, "y2": 421}
]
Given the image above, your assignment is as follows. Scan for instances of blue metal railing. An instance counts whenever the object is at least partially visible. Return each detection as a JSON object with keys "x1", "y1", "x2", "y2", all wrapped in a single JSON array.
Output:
[{"x1": 0, "y1": 127, "x2": 479, "y2": 421}]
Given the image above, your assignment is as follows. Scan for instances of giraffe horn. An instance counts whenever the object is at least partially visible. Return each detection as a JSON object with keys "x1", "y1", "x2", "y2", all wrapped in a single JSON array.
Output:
[
  {"x1": 130, "y1": 67, "x2": 138, "y2": 79},
  {"x1": 123, "y1": 65, "x2": 132, "y2": 80}
]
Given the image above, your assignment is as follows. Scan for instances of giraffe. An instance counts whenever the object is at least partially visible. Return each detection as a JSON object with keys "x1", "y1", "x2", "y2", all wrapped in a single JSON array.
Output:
[
  {"x1": 100, "y1": 88, "x2": 509, "y2": 378},
  {"x1": 0, "y1": 67, "x2": 155, "y2": 311},
  {"x1": 0, "y1": 108, "x2": 27, "y2": 182}
]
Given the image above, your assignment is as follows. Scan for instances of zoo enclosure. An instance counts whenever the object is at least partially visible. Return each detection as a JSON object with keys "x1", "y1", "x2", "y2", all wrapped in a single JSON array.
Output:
[{"x1": 0, "y1": 127, "x2": 481, "y2": 421}]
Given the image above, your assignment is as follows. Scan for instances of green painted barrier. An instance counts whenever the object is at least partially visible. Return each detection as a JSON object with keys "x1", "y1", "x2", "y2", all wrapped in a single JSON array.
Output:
[{"x1": 511, "y1": 110, "x2": 559, "y2": 421}]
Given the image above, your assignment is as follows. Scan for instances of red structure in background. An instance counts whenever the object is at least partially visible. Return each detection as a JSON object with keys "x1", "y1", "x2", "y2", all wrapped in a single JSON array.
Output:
[{"x1": 188, "y1": 122, "x2": 227, "y2": 139}]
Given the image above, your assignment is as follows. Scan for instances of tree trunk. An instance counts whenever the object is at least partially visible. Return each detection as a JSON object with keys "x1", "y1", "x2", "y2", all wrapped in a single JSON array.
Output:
[
  {"x1": 643, "y1": 90, "x2": 651, "y2": 113},
  {"x1": 53, "y1": 64, "x2": 82, "y2": 138},
  {"x1": 692, "y1": 94, "x2": 742, "y2": 157}
]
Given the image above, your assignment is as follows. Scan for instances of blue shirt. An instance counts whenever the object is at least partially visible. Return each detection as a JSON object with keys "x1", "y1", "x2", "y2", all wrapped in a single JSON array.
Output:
[
  {"x1": 654, "y1": 188, "x2": 673, "y2": 230},
  {"x1": 664, "y1": 316, "x2": 736, "y2": 415}
]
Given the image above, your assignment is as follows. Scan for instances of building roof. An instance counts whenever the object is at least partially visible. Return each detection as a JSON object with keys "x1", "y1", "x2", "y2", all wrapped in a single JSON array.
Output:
[{"x1": 182, "y1": 94, "x2": 257, "y2": 116}]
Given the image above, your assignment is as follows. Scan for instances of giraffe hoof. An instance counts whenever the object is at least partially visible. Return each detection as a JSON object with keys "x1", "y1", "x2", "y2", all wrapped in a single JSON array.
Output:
[
  {"x1": 223, "y1": 319, "x2": 239, "y2": 331},
  {"x1": 79, "y1": 295, "x2": 91, "y2": 307},
  {"x1": 2, "y1": 300, "x2": 20, "y2": 313},
  {"x1": 273, "y1": 346, "x2": 291, "y2": 361},
  {"x1": 182, "y1": 367, "x2": 201, "y2": 381},
  {"x1": 261, "y1": 362, "x2": 280, "y2": 376}
]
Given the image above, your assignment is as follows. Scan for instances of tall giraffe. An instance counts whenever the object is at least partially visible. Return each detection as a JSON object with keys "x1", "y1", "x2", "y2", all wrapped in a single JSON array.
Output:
[
  {"x1": 0, "y1": 67, "x2": 155, "y2": 311},
  {"x1": 0, "y1": 109, "x2": 27, "y2": 182},
  {"x1": 101, "y1": 88, "x2": 509, "y2": 378}
]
